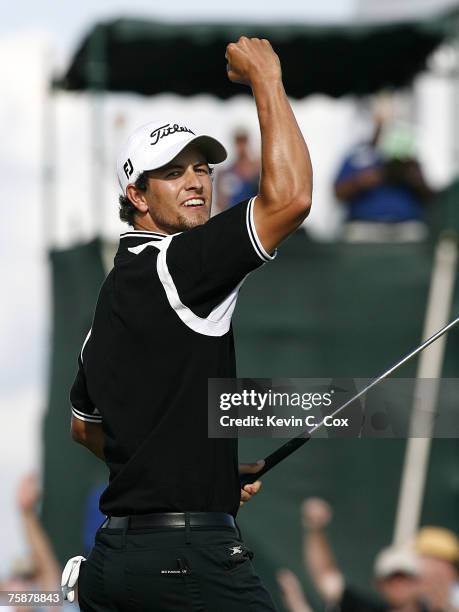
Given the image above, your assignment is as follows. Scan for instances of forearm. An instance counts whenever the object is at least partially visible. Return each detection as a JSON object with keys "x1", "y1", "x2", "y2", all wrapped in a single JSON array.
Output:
[
  {"x1": 335, "y1": 166, "x2": 384, "y2": 201},
  {"x1": 335, "y1": 177, "x2": 365, "y2": 201},
  {"x1": 75, "y1": 434, "x2": 105, "y2": 460},
  {"x1": 277, "y1": 569, "x2": 313, "y2": 612},
  {"x1": 20, "y1": 511, "x2": 61, "y2": 590},
  {"x1": 71, "y1": 418, "x2": 105, "y2": 460},
  {"x1": 253, "y1": 79, "x2": 312, "y2": 214},
  {"x1": 225, "y1": 37, "x2": 312, "y2": 250},
  {"x1": 304, "y1": 528, "x2": 342, "y2": 600}
]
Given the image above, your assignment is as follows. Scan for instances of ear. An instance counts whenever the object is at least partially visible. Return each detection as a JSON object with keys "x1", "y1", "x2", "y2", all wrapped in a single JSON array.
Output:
[{"x1": 126, "y1": 184, "x2": 149, "y2": 214}]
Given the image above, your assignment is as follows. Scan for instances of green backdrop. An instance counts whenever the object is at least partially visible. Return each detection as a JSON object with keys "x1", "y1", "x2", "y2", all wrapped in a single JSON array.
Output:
[
  {"x1": 235, "y1": 230, "x2": 459, "y2": 609},
  {"x1": 41, "y1": 240, "x2": 108, "y2": 562}
]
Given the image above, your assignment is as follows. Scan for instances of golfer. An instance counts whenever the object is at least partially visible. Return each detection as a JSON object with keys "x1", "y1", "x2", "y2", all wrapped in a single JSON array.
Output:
[{"x1": 66, "y1": 36, "x2": 312, "y2": 611}]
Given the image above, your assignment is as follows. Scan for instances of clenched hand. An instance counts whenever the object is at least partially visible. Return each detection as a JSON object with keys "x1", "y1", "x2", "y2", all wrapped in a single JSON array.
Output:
[
  {"x1": 239, "y1": 460, "x2": 265, "y2": 506},
  {"x1": 226, "y1": 37, "x2": 281, "y2": 87}
]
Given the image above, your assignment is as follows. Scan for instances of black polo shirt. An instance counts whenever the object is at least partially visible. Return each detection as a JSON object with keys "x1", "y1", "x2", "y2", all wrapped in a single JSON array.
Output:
[{"x1": 70, "y1": 198, "x2": 275, "y2": 517}]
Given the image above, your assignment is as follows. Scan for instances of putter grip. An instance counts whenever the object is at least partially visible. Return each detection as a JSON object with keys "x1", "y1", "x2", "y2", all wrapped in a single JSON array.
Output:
[{"x1": 240, "y1": 434, "x2": 311, "y2": 487}]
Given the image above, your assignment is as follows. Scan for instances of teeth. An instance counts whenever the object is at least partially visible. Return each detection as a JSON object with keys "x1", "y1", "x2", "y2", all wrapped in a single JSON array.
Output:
[{"x1": 183, "y1": 199, "x2": 204, "y2": 206}]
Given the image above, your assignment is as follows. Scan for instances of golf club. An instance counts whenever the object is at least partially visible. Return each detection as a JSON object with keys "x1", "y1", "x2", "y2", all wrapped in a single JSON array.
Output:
[{"x1": 241, "y1": 315, "x2": 459, "y2": 487}]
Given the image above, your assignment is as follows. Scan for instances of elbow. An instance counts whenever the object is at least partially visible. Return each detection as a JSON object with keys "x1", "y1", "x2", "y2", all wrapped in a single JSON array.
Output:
[
  {"x1": 258, "y1": 186, "x2": 312, "y2": 224},
  {"x1": 289, "y1": 194, "x2": 312, "y2": 222}
]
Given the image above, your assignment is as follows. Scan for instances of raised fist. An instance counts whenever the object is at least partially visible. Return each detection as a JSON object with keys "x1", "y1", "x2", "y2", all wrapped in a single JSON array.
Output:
[
  {"x1": 302, "y1": 497, "x2": 332, "y2": 530},
  {"x1": 225, "y1": 37, "x2": 281, "y2": 87},
  {"x1": 17, "y1": 473, "x2": 40, "y2": 513}
]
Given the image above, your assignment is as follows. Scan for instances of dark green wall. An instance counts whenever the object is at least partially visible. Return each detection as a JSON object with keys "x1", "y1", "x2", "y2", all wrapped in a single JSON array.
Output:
[{"x1": 42, "y1": 240, "x2": 108, "y2": 562}]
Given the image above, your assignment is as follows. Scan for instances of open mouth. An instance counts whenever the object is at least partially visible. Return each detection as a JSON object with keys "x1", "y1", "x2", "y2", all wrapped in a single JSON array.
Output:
[{"x1": 182, "y1": 198, "x2": 205, "y2": 208}]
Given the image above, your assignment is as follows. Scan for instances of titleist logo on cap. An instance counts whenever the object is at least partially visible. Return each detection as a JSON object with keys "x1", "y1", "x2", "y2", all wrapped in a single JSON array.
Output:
[{"x1": 150, "y1": 123, "x2": 195, "y2": 146}]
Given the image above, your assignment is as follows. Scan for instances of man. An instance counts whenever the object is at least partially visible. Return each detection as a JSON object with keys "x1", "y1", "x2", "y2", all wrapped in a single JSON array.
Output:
[
  {"x1": 334, "y1": 112, "x2": 432, "y2": 243},
  {"x1": 66, "y1": 37, "x2": 312, "y2": 611},
  {"x1": 214, "y1": 128, "x2": 260, "y2": 212},
  {"x1": 415, "y1": 526, "x2": 459, "y2": 610},
  {"x1": 300, "y1": 497, "x2": 428, "y2": 612}
]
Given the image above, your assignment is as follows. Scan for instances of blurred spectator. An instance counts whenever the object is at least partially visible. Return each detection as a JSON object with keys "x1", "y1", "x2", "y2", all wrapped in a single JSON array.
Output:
[
  {"x1": 301, "y1": 497, "x2": 428, "y2": 611},
  {"x1": 1, "y1": 474, "x2": 63, "y2": 612},
  {"x1": 415, "y1": 526, "x2": 459, "y2": 611},
  {"x1": 214, "y1": 128, "x2": 259, "y2": 212},
  {"x1": 335, "y1": 114, "x2": 433, "y2": 242},
  {"x1": 277, "y1": 568, "x2": 315, "y2": 612}
]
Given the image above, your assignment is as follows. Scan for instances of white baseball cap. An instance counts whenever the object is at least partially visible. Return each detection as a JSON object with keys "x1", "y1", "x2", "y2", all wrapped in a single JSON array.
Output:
[
  {"x1": 373, "y1": 546, "x2": 419, "y2": 579},
  {"x1": 116, "y1": 120, "x2": 227, "y2": 194}
]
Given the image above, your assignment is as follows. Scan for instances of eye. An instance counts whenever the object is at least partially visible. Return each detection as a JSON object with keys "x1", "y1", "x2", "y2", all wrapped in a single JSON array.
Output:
[
  {"x1": 166, "y1": 170, "x2": 181, "y2": 178},
  {"x1": 195, "y1": 166, "x2": 210, "y2": 175}
]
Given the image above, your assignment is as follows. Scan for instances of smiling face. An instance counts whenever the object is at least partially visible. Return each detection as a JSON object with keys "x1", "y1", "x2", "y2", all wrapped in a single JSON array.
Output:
[{"x1": 127, "y1": 144, "x2": 213, "y2": 234}]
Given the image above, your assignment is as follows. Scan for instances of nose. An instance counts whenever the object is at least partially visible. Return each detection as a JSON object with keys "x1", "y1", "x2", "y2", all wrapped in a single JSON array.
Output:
[{"x1": 183, "y1": 166, "x2": 204, "y2": 192}]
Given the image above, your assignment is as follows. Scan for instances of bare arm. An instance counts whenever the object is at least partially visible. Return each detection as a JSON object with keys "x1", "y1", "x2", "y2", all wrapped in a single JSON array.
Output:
[
  {"x1": 71, "y1": 416, "x2": 105, "y2": 460},
  {"x1": 335, "y1": 167, "x2": 384, "y2": 202},
  {"x1": 226, "y1": 37, "x2": 312, "y2": 253},
  {"x1": 302, "y1": 498, "x2": 344, "y2": 604},
  {"x1": 17, "y1": 475, "x2": 61, "y2": 591},
  {"x1": 277, "y1": 568, "x2": 314, "y2": 612}
]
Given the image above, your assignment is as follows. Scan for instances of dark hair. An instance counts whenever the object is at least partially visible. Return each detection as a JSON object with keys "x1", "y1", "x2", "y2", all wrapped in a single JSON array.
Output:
[{"x1": 119, "y1": 170, "x2": 153, "y2": 226}]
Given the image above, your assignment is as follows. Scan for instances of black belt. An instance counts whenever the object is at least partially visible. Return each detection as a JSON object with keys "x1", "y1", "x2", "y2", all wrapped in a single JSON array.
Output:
[{"x1": 101, "y1": 512, "x2": 235, "y2": 530}]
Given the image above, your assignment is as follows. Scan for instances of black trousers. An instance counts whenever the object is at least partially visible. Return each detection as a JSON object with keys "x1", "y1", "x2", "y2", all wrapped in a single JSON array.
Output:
[{"x1": 78, "y1": 523, "x2": 277, "y2": 611}]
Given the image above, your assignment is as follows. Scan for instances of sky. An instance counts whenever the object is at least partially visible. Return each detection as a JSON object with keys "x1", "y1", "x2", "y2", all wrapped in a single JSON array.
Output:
[{"x1": 3, "y1": 0, "x2": 459, "y2": 71}]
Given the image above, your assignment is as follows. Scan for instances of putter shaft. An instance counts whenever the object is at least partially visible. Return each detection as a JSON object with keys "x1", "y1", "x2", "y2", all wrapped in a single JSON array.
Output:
[{"x1": 240, "y1": 315, "x2": 459, "y2": 487}]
